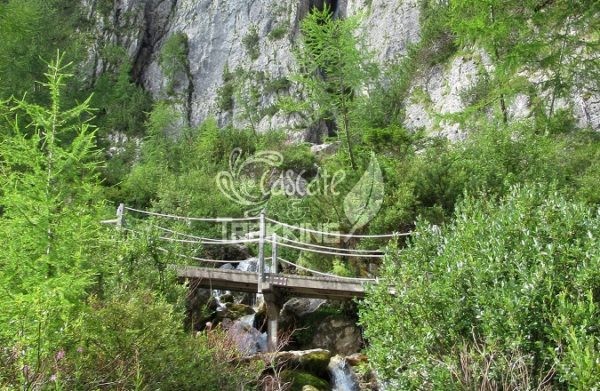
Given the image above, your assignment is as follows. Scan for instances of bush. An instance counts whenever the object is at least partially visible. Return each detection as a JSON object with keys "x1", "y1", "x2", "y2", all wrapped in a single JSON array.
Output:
[
  {"x1": 159, "y1": 32, "x2": 189, "y2": 95},
  {"x1": 0, "y1": 291, "x2": 262, "y2": 390},
  {"x1": 360, "y1": 185, "x2": 600, "y2": 389},
  {"x1": 242, "y1": 26, "x2": 260, "y2": 60}
]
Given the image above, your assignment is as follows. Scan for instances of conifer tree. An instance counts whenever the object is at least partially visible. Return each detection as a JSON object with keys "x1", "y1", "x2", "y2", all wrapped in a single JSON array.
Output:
[
  {"x1": 0, "y1": 54, "x2": 106, "y2": 378},
  {"x1": 289, "y1": 6, "x2": 376, "y2": 169}
]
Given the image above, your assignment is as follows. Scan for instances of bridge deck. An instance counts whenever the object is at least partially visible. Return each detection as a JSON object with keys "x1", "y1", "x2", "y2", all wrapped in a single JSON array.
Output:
[{"x1": 176, "y1": 266, "x2": 373, "y2": 300}]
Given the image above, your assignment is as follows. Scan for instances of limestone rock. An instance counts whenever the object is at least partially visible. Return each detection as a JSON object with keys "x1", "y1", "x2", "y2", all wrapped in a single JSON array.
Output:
[
  {"x1": 282, "y1": 298, "x2": 327, "y2": 319},
  {"x1": 310, "y1": 142, "x2": 341, "y2": 156},
  {"x1": 223, "y1": 318, "x2": 267, "y2": 355},
  {"x1": 311, "y1": 316, "x2": 363, "y2": 355}
]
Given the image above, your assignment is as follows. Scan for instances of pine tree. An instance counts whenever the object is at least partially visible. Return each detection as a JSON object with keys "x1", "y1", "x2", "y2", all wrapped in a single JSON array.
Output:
[
  {"x1": 289, "y1": 6, "x2": 376, "y2": 169},
  {"x1": 0, "y1": 54, "x2": 106, "y2": 379}
]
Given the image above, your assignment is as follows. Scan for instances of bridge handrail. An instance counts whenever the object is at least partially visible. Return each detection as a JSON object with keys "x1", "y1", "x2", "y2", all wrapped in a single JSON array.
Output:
[
  {"x1": 123, "y1": 227, "x2": 261, "y2": 245},
  {"x1": 157, "y1": 235, "x2": 261, "y2": 245},
  {"x1": 266, "y1": 237, "x2": 384, "y2": 258},
  {"x1": 265, "y1": 217, "x2": 411, "y2": 239},
  {"x1": 148, "y1": 224, "x2": 238, "y2": 243},
  {"x1": 157, "y1": 247, "x2": 241, "y2": 264},
  {"x1": 124, "y1": 206, "x2": 260, "y2": 223},
  {"x1": 156, "y1": 225, "x2": 385, "y2": 255},
  {"x1": 277, "y1": 236, "x2": 384, "y2": 255},
  {"x1": 121, "y1": 205, "x2": 412, "y2": 239},
  {"x1": 277, "y1": 257, "x2": 377, "y2": 282}
]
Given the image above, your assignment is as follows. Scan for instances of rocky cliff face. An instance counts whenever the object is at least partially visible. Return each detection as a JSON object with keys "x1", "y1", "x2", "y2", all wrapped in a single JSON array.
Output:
[{"x1": 82, "y1": 0, "x2": 599, "y2": 139}]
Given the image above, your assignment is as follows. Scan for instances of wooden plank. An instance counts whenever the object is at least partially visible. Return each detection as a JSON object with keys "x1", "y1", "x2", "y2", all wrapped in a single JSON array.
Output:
[
  {"x1": 176, "y1": 266, "x2": 371, "y2": 299},
  {"x1": 177, "y1": 266, "x2": 259, "y2": 293}
]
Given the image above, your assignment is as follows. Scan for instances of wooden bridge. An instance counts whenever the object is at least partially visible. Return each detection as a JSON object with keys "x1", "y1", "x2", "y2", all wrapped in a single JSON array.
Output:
[
  {"x1": 106, "y1": 204, "x2": 407, "y2": 352},
  {"x1": 176, "y1": 265, "x2": 372, "y2": 300}
]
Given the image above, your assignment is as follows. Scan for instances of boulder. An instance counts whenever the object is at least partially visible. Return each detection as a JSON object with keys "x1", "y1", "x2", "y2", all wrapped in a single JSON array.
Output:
[
  {"x1": 310, "y1": 142, "x2": 340, "y2": 156},
  {"x1": 280, "y1": 369, "x2": 329, "y2": 391},
  {"x1": 346, "y1": 353, "x2": 368, "y2": 367},
  {"x1": 216, "y1": 303, "x2": 255, "y2": 322},
  {"x1": 223, "y1": 319, "x2": 267, "y2": 356},
  {"x1": 311, "y1": 316, "x2": 363, "y2": 356},
  {"x1": 282, "y1": 298, "x2": 327, "y2": 318}
]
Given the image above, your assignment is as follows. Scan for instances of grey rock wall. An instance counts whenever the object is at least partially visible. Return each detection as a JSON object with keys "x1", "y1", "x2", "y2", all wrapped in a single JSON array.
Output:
[{"x1": 83, "y1": 0, "x2": 599, "y2": 139}]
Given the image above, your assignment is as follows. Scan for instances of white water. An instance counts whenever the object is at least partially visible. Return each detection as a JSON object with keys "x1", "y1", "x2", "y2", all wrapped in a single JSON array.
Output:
[{"x1": 328, "y1": 355, "x2": 360, "y2": 391}]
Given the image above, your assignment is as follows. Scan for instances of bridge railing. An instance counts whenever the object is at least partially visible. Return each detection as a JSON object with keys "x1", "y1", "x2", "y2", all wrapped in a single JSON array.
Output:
[{"x1": 103, "y1": 203, "x2": 411, "y2": 286}]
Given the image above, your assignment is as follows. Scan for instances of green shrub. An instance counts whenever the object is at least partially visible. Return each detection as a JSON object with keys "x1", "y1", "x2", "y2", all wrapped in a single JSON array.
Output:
[
  {"x1": 217, "y1": 65, "x2": 236, "y2": 111},
  {"x1": 242, "y1": 26, "x2": 260, "y2": 60},
  {"x1": 159, "y1": 32, "x2": 189, "y2": 95},
  {"x1": 360, "y1": 185, "x2": 600, "y2": 389},
  {"x1": 4, "y1": 291, "x2": 262, "y2": 390},
  {"x1": 268, "y1": 23, "x2": 289, "y2": 40}
]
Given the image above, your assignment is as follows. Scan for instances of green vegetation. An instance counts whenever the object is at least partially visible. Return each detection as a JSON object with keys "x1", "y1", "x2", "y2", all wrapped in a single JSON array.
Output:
[
  {"x1": 287, "y1": 5, "x2": 377, "y2": 169},
  {"x1": 361, "y1": 186, "x2": 600, "y2": 389},
  {"x1": 0, "y1": 58, "x2": 262, "y2": 390},
  {"x1": 268, "y1": 23, "x2": 290, "y2": 41},
  {"x1": 0, "y1": 0, "x2": 82, "y2": 102},
  {"x1": 1, "y1": 0, "x2": 599, "y2": 389},
  {"x1": 159, "y1": 32, "x2": 190, "y2": 95},
  {"x1": 243, "y1": 26, "x2": 261, "y2": 60}
]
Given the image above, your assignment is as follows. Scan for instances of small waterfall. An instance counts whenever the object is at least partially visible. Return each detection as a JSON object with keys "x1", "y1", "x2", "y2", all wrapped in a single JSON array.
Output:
[
  {"x1": 239, "y1": 313, "x2": 256, "y2": 328},
  {"x1": 328, "y1": 355, "x2": 360, "y2": 391},
  {"x1": 212, "y1": 290, "x2": 227, "y2": 310}
]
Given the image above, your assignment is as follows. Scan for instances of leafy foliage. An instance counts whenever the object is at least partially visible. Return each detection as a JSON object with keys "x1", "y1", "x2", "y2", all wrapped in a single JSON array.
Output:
[
  {"x1": 360, "y1": 185, "x2": 600, "y2": 389},
  {"x1": 159, "y1": 32, "x2": 190, "y2": 95},
  {"x1": 0, "y1": 0, "x2": 80, "y2": 102},
  {"x1": 0, "y1": 55, "x2": 107, "y2": 387},
  {"x1": 289, "y1": 5, "x2": 377, "y2": 169},
  {"x1": 243, "y1": 26, "x2": 261, "y2": 60}
]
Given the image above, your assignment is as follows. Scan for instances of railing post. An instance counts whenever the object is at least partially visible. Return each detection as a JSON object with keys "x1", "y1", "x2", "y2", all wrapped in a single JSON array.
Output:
[
  {"x1": 257, "y1": 210, "x2": 266, "y2": 292},
  {"x1": 271, "y1": 233, "x2": 278, "y2": 275},
  {"x1": 116, "y1": 203, "x2": 125, "y2": 229}
]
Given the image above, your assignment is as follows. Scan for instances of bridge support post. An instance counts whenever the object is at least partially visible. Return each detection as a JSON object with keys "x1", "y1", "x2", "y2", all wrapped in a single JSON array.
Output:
[
  {"x1": 116, "y1": 203, "x2": 124, "y2": 229},
  {"x1": 263, "y1": 290, "x2": 281, "y2": 352},
  {"x1": 257, "y1": 210, "x2": 266, "y2": 291},
  {"x1": 271, "y1": 233, "x2": 278, "y2": 274}
]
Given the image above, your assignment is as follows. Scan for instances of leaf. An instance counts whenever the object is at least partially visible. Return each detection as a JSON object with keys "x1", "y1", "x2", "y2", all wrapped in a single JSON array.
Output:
[{"x1": 343, "y1": 152, "x2": 384, "y2": 236}]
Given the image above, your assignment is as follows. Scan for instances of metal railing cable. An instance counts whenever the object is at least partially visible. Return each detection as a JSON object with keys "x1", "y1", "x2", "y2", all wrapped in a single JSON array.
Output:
[
  {"x1": 277, "y1": 235, "x2": 384, "y2": 255},
  {"x1": 123, "y1": 227, "x2": 260, "y2": 245},
  {"x1": 266, "y1": 238, "x2": 384, "y2": 258},
  {"x1": 277, "y1": 257, "x2": 377, "y2": 282},
  {"x1": 264, "y1": 217, "x2": 410, "y2": 238},
  {"x1": 124, "y1": 206, "x2": 260, "y2": 223},
  {"x1": 158, "y1": 235, "x2": 260, "y2": 245},
  {"x1": 156, "y1": 247, "x2": 240, "y2": 264},
  {"x1": 122, "y1": 205, "x2": 410, "y2": 238},
  {"x1": 149, "y1": 224, "x2": 244, "y2": 243},
  {"x1": 115, "y1": 205, "x2": 409, "y2": 258}
]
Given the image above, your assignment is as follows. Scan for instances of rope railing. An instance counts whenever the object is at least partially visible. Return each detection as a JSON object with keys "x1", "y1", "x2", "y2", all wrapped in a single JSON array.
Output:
[
  {"x1": 109, "y1": 204, "x2": 405, "y2": 285},
  {"x1": 156, "y1": 247, "x2": 240, "y2": 264},
  {"x1": 266, "y1": 237, "x2": 384, "y2": 258},
  {"x1": 119, "y1": 204, "x2": 411, "y2": 239},
  {"x1": 146, "y1": 224, "x2": 227, "y2": 243},
  {"x1": 277, "y1": 257, "x2": 377, "y2": 282},
  {"x1": 158, "y1": 235, "x2": 261, "y2": 245},
  {"x1": 123, "y1": 206, "x2": 260, "y2": 223},
  {"x1": 265, "y1": 217, "x2": 410, "y2": 238},
  {"x1": 122, "y1": 225, "x2": 381, "y2": 283},
  {"x1": 277, "y1": 235, "x2": 384, "y2": 255},
  {"x1": 123, "y1": 227, "x2": 260, "y2": 245}
]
